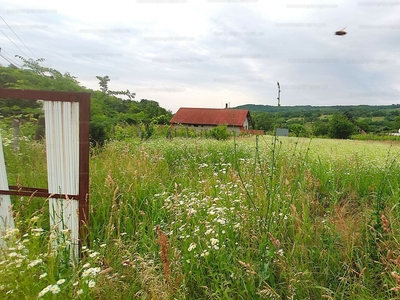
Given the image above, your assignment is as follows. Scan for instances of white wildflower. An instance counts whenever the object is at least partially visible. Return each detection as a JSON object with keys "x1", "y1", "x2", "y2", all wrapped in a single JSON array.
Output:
[
  {"x1": 27, "y1": 259, "x2": 42, "y2": 268},
  {"x1": 210, "y1": 238, "x2": 219, "y2": 246},
  {"x1": 38, "y1": 285, "x2": 51, "y2": 297},
  {"x1": 188, "y1": 242, "x2": 196, "y2": 252},
  {"x1": 204, "y1": 229, "x2": 214, "y2": 235},
  {"x1": 88, "y1": 280, "x2": 96, "y2": 288},
  {"x1": 89, "y1": 251, "x2": 99, "y2": 258},
  {"x1": 30, "y1": 216, "x2": 39, "y2": 222},
  {"x1": 82, "y1": 267, "x2": 101, "y2": 277},
  {"x1": 50, "y1": 284, "x2": 60, "y2": 294},
  {"x1": 216, "y1": 218, "x2": 226, "y2": 225}
]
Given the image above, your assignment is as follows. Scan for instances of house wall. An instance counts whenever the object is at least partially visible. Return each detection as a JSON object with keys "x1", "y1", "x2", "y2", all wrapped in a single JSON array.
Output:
[{"x1": 243, "y1": 118, "x2": 249, "y2": 130}]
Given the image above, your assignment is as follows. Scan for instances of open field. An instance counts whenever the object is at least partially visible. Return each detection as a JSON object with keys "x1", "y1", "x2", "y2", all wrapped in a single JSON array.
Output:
[{"x1": 1, "y1": 135, "x2": 400, "y2": 299}]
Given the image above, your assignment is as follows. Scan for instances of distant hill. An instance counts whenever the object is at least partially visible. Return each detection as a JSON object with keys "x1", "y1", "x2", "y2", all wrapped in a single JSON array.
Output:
[
  {"x1": 235, "y1": 104, "x2": 400, "y2": 115},
  {"x1": 234, "y1": 103, "x2": 400, "y2": 135}
]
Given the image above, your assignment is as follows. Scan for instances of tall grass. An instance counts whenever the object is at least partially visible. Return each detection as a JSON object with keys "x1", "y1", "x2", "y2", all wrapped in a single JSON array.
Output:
[{"x1": 1, "y1": 135, "x2": 400, "y2": 299}]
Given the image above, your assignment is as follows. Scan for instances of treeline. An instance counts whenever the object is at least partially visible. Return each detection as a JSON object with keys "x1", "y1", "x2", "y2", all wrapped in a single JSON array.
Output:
[
  {"x1": 239, "y1": 103, "x2": 400, "y2": 138},
  {"x1": 0, "y1": 58, "x2": 172, "y2": 144}
]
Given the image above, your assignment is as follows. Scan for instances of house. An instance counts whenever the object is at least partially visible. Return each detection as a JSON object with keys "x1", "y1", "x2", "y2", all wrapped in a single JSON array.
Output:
[{"x1": 170, "y1": 107, "x2": 254, "y2": 135}]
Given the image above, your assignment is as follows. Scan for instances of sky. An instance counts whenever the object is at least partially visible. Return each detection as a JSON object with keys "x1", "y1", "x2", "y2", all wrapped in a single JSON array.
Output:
[{"x1": 1, "y1": 0, "x2": 400, "y2": 113}]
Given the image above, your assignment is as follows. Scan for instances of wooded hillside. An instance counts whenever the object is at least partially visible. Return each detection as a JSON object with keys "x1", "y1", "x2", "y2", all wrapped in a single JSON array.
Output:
[
  {"x1": 236, "y1": 102, "x2": 400, "y2": 137},
  {"x1": 0, "y1": 59, "x2": 172, "y2": 144}
]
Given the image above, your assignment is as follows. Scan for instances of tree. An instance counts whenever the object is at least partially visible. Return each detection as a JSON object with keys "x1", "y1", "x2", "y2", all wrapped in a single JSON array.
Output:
[
  {"x1": 252, "y1": 112, "x2": 273, "y2": 132},
  {"x1": 96, "y1": 75, "x2": 110, "y2": 93},
  {"x1": 109, "y1": 89, "x2": 136, "y2": 100},
  {"x1": 393, "y1": 116, "x2": 400, "y2": 131},
  {"x1": 15, "y1": 55, "x2": 47, "y2": 76},
  {"x1": 355, "y1": 119, "x2": 370, "y2": 133},
  {"x1": 328, "y1": 114, "x2": 356, "y2": 139},
  {"x1": 289, "y1": 124, "x2": 307, "y2": 137},
  {"x1": 96, "y1": 76, "x2": 136, "y2": 99}
]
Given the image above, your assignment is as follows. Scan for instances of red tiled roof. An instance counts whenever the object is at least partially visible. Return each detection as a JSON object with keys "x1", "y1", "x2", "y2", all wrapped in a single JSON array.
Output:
[{"x1": 170, "y1": 107, "x2": 250, "y2": 127}]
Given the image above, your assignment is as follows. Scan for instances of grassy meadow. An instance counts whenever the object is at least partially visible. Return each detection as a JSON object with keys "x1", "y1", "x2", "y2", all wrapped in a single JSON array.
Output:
[{"x1": 1, "y1": 134, "x2": 400, "y2": 299}]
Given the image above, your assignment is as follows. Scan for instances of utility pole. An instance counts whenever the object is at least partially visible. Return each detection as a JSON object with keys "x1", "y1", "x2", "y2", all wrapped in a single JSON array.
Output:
[{"x1": 277, "y1": 82, "x2": 281, "y2": 107}]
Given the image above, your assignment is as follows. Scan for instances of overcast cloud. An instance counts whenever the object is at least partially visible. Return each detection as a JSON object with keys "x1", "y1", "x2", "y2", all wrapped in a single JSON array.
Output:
[{"x1": 1, "y1": 0, "x2": 400, "y2": 113}]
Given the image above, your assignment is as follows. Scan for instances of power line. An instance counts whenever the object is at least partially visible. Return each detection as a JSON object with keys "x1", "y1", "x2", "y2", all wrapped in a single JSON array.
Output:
[
  {"x1": 0, "y1": 53, "x2": 19, "y2": 68},
  {"x1": 0, "y1": 27, "x2": 31, "y2": 59},
  {"x1": 0, "y1": 15, "x2": 38, "y2": 59},
  {"x1": 0, "y1": 47, "x2": 22, "y2": 67}
]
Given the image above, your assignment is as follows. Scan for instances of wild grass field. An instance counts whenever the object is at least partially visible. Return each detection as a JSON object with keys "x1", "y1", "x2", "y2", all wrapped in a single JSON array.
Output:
[{"x1": 1, "y1": 134, "x2": 400, "y2": 299}]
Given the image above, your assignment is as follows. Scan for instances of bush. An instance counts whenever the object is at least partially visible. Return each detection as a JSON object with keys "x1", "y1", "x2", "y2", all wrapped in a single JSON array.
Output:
[
  {"x1": 328, "y1": 114, "x2": 356, "y2": 139},
  {"x1": 209, "y1": 125, "x2": 230, "y2": 140},
  {"x1": 90, "y1": 117, "x2": 112, "y2": 146}
]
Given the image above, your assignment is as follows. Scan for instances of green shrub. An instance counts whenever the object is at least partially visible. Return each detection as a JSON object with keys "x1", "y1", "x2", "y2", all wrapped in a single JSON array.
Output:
[{"x1": 209, "y1": 125, "x2": 230, "y2": 140}]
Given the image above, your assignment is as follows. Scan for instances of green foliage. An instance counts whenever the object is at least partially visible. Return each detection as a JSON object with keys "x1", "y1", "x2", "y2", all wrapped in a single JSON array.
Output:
[
  {"x1": 239, "y1": 104, "x2": 400, "y2": 137},
  {"x1": 140, "y1": 121, "x2": 155, "y2": 140},
  {"x1": 96, "y1": 75, "x2": 136, "y2": 100},
  {"x1": 328, "y1": 113, "x2": 356, "y2": 139},
  {"x1": 0, "y1": 62, "x2": 172, "y2": 145},
  {"x1": 96, "y1": 75, "x2": 110, "y2": 93},
  {"x1": 351, "y1": 133, "x2": 400, "y2": 141},
  {"x1": 393, "y1": 115, "x2": 400, "y2": 131},
  {"x1": 4, "y1": 137, "x2": 400, "y2": 298},
  {"x1": 312, "y1": 120, "x2": 329, "y2": 137},
  {"x1": 355, "y1": 119, "x2": 371, "y2": 133},
  {"x1": 89, "y1": 115, "x2": 112, "y2": 146},
  {"x1": 289, "y1": 123, "x2": 307, "y2": 137},
  {"x1": 252, "y1": 112, "x2": 274, "y2": 132},
  {"x1": 209, "y1": 125, "x2": 230, "y2": 140}
]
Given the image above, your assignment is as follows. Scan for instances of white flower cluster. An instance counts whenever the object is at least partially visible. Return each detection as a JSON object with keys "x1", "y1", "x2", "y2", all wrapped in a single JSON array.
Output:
[
  {"x1": 3, "y1": 228, "x2": 19, "y2": 239},
  {"x1": 27, "y1": 258, "x2": 42, "y2": 268},
  {"x1": 82, "y1": 267, "x2": 101, "y2": 277},
  {"x1": 38, "y1": 280, "x2": 65, "y2": 297}
]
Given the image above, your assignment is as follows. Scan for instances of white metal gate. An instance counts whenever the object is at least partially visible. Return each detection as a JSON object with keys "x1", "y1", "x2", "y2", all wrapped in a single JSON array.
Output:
[
  {"x1": 0, "y1": 133, "x2": 15, "y2": 246},
  {"x1": 0, "y1": 89, "x2": 90, "y2": 261}
]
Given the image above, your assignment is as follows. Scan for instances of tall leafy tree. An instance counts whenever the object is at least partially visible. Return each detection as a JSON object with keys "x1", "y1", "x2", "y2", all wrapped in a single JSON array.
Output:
[
  {"x1": 393, "y1": 116, "x2": 400, "y2": 131},
  {"x1": 328, "y1": 113, "x2": 356, "y2": 139},
  {"x1": 96, "y1": 75, "x2": 110, "y2": 93}
]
